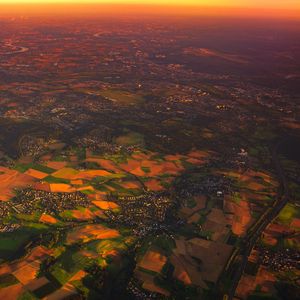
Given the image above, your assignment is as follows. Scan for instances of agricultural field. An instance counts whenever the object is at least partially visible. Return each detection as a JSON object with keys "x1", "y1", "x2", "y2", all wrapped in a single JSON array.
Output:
[
  {"x1": 99, "y1": 89, "x2": 145, "y2": 106},
  {"x1": 0, "y1": 13, "x2": 299, "y2": 300},
  {"x1": 0, "y1": 139, "x2": 298, "y2": 299},
  {"x1": 235, "y1": 200, "x2": 300, "y2": 299},
  {"x1": 0, "y1": 145, "x2": 214, "y2": 299}
]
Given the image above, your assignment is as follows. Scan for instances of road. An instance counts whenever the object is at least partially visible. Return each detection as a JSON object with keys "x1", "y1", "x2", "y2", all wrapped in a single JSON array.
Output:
[
  {"x1": 2, "y1": 42, "x2": 29, "y2": 55},
  {"x1": 225, "y1": 140, "x2": 289, "y2": 300}
]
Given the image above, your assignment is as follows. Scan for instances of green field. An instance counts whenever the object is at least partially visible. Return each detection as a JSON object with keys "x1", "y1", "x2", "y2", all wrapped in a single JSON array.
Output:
[
  {"x1": 115, "y1": 131, "x2": 144, "y2": 146},
  {"x1": 278, "y1": 203, "x2": 298, "y2": 224},
  {"x1": 0, "y1": 227, "x2": 44, "y2": 260},
  {"x1": 100, "y1": 89, "x2": 144, "y2": 105},
  {"x1": 13, "y1": 163, "x2": 55, "y2": 174}
]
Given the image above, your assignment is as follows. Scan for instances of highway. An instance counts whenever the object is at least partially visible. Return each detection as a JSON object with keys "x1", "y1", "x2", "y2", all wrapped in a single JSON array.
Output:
[{"x1": 224, "y1": 140, "x2": 289, "y2": 300}]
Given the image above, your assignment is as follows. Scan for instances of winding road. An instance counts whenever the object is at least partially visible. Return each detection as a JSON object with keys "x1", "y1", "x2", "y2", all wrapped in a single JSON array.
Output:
[
  {"x1": 223, "y1": 140, "x2": 289, "y2": 300},
  {"x1": 1, "y1": 42, "x2": 29, "y2": 55}
]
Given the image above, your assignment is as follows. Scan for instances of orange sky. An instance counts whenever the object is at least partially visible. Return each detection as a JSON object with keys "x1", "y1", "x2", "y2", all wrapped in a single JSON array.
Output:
[
  {"x1": 0, "y1": 1, "x2": 299, "y2": 19},
  {"x1": 0, "y1": 0, "x2": 299, "y2": 9}
]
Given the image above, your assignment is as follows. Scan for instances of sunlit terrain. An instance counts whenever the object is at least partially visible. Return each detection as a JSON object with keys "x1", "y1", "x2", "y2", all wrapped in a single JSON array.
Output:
[{"x1": 0, "y1": 2, "x2": 299, "y2": 300}]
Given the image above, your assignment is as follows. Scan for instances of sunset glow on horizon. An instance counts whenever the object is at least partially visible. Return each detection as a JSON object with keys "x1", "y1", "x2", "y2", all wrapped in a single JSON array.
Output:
[
  {"x1": 0, "y1": 0, "x2": 299, "y2": 10},
  {"x1": 0, "y1": 0, "x2": 299, "y2": 19}
]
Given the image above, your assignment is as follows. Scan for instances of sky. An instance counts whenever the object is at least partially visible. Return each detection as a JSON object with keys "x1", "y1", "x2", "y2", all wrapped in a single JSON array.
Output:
[
  {"x1": 0, "y1": 0, "x2": 299, "y2": 19},
  {"x1": 0, "y1": 0, "x2": 299, "y2": 10}
]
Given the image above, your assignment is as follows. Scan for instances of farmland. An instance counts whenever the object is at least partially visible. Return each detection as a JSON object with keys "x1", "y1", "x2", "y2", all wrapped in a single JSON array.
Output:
[
  {"x1": 0, "y1": 139, "x2": 298, "y2": 299},
  {"x1": 0, "y1": 13, "x2": 299, "y2": 300}
]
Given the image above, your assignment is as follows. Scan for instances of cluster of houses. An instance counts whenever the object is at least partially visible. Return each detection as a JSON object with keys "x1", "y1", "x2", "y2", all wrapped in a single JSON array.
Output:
[{"x1": 107, "y1": 192, "x2": 175, "y2": 236}]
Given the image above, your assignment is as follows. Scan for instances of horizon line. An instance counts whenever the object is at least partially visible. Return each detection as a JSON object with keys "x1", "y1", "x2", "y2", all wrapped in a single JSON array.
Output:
[{"x1": 0, "y1": 3, "x2": 299, "y2": 20}]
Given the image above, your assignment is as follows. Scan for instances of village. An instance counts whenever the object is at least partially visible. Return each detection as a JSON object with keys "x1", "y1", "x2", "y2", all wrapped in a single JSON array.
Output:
[{"x1": 0, "y1": 12, "x2": 299, "y2": 300}]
